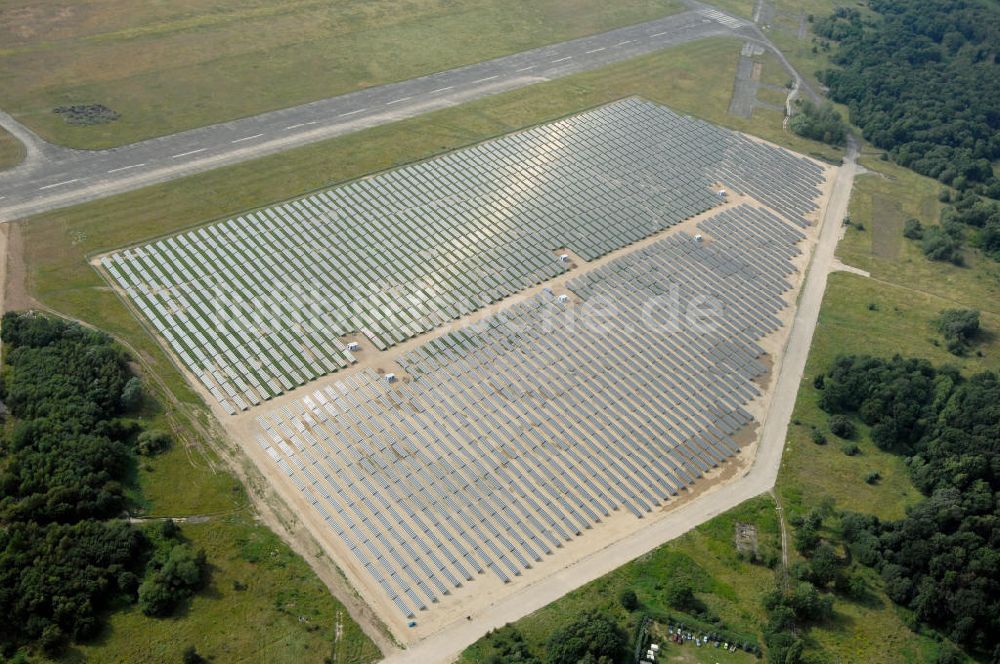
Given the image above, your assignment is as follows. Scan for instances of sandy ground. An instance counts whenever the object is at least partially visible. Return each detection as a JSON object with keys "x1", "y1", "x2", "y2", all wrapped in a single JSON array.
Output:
[{"x1": 83, "y1": 128, "x2": 839, "y2": 652}]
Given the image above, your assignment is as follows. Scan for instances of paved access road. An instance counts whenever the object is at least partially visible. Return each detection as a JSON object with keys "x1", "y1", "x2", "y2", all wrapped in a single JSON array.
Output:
[{"x1": 0, "y1": 6, "x2": 754, "y2": 222}]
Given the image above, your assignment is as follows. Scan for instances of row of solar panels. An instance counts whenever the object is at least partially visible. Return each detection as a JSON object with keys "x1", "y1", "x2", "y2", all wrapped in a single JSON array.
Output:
[
  {"x1": 104, "y1": 99, "x2": 826, "y2": 415},
  {"x1": 252, "y1": 204, "x2": 807, "y2": 618}
]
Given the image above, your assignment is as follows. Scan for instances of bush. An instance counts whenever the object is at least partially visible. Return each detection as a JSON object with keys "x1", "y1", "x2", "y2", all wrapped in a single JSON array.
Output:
[
  {"x1": 139, "y1": 544, "x2": 206, "y2": 617},
  {"x1": 810, "y1": 428, "x2": 827, "y2": 445},
  {"x1": 921, "y1": 227, "x2": 963, "y2": 265},
  {"x1": 903, "y1": 218, "x2": 924, "y2": 239},
  {"x1": 664, "y1": 578, "x2": 699, "y2": 612},
  {"x1": 120, "y1": 376, "x2": 144, "y2": 410},
  {"x1": 828, "y1": 415, "x2": 855, "y2": 439},
  {"x1": 841, "y1": 442, "x2": 860, "y2": 456},
  {"x1": 545, "y1": 611, "x2": 625, "y2": 664},
  {"x1": 137, "y1": 429, "x2": 172, "y2": 456},
  {"x1": 618, "y1": 588, "x2": 638, "y2": 611},
  {"x1": 864, "y1": 471, "x2": 881, "y2": 485},
  {"x1": 935, "y1": 308, "x2": 980, "y2": 355},
  {"x1": 793, "y1": 525, "x2": 820, "y2": 555},
  {"x1": 182, "y1": 646, "x2": 206, "y2": 664}
]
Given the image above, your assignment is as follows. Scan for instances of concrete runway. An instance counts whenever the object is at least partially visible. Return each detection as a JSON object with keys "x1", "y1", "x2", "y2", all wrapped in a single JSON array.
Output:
[{"x1": 0, "y1": 6, "x2": 754, "y2": 222}]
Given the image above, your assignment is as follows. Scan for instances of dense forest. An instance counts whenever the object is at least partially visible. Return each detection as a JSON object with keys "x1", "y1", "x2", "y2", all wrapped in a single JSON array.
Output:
[
  {"x1": 816, "y1": 355, "x2": 1000, "y2": 656},
  {"x1": 0, "y1": 313, "x2": 201, "y2": 657},
  {"x1": 817, "y1": 0, "x2": 1000, "y2": 197}
]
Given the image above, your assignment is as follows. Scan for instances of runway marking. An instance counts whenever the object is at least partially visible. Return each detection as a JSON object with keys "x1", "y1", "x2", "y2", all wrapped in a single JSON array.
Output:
[
  {"x1": 284, "y1": 121, "x2": 317, "y2": 130},
  {"x1": 472, "y1": 75, "x2": 499, "y2": 83},
  {"x1": 585, "y1": 47, "x2": 606, "y2": 54},
  {"x1": 551, "y1": 56, "x2": 572, "y2": 63},
  {"x1": 386, "y1": 97, "x2": 411, "y2": 105},
  {"x1": 39, "y1": 179, "x2": 80, "y2": 190},
  {"x1": 515, "y1": 65, "x2": 536, "y2": 72},
  {"x1": 171, "y1": 148, "x2": 206, "y2": 159},
  {"x1": 338, "y1": 108, "x2": 367, "y2": 117},
  {"x1": 231, "y1": 133, "x2": 264, "y2": 143},
  {"x1": 107, "y1": 163, "x2": 145, "y2": 174},
  {"x1": 650, "y1": 31, "x2": 668, "y2": 37},
  {"x1": 430, "y1": 86, "x2": 454, "y2": 94},
  {"x1": 614, "y1": 40, "x2": 634, "y2": 46}
]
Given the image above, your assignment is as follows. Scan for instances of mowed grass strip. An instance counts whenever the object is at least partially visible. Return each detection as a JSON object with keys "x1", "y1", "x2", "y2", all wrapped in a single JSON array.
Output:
[
  {"x1": 0, "y1": 0, "x2": 682, "y2": 148},
  {"x1": 0, "y1": 126, "x2": 25, "y2": 170}
]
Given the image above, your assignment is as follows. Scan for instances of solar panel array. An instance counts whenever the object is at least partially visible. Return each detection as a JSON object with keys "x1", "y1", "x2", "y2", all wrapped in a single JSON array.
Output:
[
  {"x1": 101, "y1": 98, "x2": 826, "y2": 415},
  {"x1": 253, "y1": 204, "x2": 808, "y2": 618}
]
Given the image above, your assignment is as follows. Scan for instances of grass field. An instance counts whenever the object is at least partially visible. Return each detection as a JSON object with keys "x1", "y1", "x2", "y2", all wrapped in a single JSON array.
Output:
[
  {"x1": 0, "y1": 125, "x2": 24, "y2": 169},
  {"x1": 10, "y1": 36, "x2": 841, "y2": 663},
  {"x1": 0, "y1": 0, "x2": 682, "y2": 148}
]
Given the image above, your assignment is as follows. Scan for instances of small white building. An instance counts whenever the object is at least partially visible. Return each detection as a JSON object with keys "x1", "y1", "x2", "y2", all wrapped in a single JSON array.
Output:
[
  {"x1": 557, "y1": 294, "x2": 569, "y2": 303},
  {"x1": 346, "y1": 341, "x2": 361, "y2": 352},
  {"x1": 558, "y1": 253, "x2": 570, "y2": 263},
  {"x1": 694, "y1": 234, "x2": 704, "y2": 243},
  {"x1": 384, "y1": 373, "x2": 397, "y2": 383}
]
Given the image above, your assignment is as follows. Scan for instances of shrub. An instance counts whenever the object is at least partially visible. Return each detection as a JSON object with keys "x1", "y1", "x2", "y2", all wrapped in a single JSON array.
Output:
[
  {"x1": 921, "y1": 227, "x2": 963, "y2": 265},
  {"x1": 182, "y1": 646, "x2": 206, "y2": 664},
  {"x1": 903, "y1": 218, "x2": 924, "y2": 239},
  {"x1": 618, "y1": 588, "x2": 638, "y2": 611},
  {"x1": 138, "y1": 544, "x2": 206, "y2": 617},
  {"x1": 810, "y1": 428, "x2": 827, "y2": 445},
  {"x1": 664, "y1": 578, "x2": 699, "y2": 611},
  {"x1": 841, "y1": 442, "x2": 860, "y2": 456},
  {"x1": 864, "y1": 471, "x2": 881, "y2": 485},
  {"x1": 935, "y1": 308, "x2": 980, "y2": 355},
  {"x1": 545, "y1": 611, "x2": 625, "y2": 664},
  {"x1": 137, "y1": 429, "x2": 172, "y2": 456},
  {"x1": 120, "y1": 376, "x2": 144, "y2": 410},
  {"x1": 828, "y1": 415, "x2": 855, "y2": 439}
]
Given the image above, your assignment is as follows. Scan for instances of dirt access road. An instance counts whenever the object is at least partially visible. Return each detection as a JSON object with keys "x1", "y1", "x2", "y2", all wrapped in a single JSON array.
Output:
[{"x1": 378, "y1": 138, "x2": 859, "y2": 664}]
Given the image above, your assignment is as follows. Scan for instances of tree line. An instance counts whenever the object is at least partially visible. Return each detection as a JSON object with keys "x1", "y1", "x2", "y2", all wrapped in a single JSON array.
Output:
[{"x1": 0, "y1": 312, "x2": 204, "y2": 658}]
